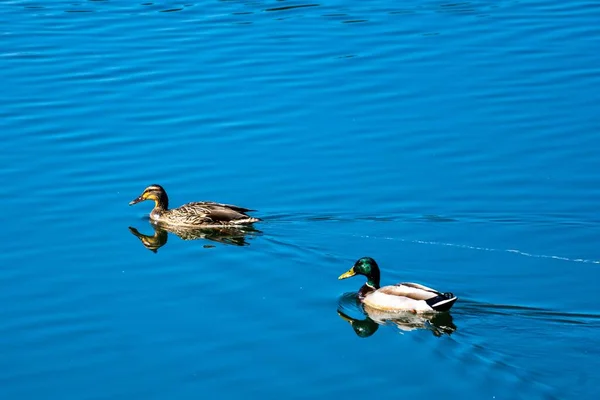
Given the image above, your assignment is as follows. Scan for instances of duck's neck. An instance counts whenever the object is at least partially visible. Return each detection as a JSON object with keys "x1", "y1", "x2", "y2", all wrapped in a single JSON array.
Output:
[
  {"x1": 358, "y1": 281, "x2": 379, "y2": 299},
  {"x1": 152, "y1": 194, "x2": 169, "y2": 211},
  {"x1": 150, "y1": 196, "x2": 169, "y2": 220},
  {"x1": 367, "y1": 269, "x2": 380, "y2": 289}
]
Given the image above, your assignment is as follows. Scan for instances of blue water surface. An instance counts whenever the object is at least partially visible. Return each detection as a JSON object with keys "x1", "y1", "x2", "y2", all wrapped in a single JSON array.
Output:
[{"x1": 1, "y1": 1, "x2": 600, "y2": 399}]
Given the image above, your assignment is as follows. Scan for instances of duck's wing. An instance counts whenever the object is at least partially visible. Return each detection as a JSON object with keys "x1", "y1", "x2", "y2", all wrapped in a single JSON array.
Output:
[
  {"x1": 174, "y1": 202, "x2": 258, "y2": 224},
  {"x1": 378, "y1": 283, "x2": 458, "y2": 312},
  {"x1": 378, "y1": 283, "x2": 442, "y2": 301},
  {"x1": 194, "y1": 201, "x2": 256, "y2": 213}
]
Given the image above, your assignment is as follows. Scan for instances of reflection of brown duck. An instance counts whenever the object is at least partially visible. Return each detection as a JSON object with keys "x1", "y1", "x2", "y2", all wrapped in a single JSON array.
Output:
[
  {"x1": 129, "y1": 226, "x2": 168, "y2": 253},
  {"x1": 128, "y1": 222, "x2": 260, "y2": 252}
]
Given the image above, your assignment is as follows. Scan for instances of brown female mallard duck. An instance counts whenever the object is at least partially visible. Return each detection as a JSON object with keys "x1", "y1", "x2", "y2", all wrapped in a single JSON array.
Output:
[
  {"x1": 338, "y1": 257, "x2": 458, "y2": 313},
  {"x1": 129, "y1": 184, "x2": 260, "y2": 227}
]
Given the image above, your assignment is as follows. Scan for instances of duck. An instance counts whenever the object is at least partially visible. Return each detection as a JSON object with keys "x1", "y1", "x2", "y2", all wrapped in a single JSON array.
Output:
[
  {"x1": 129, "y1": 184, "x2": 260, "y2": 227},
  {"x1": 338, "y1": 257, "x2": 457, "y2": 313}
]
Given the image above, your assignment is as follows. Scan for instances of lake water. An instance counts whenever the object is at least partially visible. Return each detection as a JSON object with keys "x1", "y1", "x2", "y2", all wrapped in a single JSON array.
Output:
[{"x1": 1, "y1": 1, "x2": 599, "y2": 399}]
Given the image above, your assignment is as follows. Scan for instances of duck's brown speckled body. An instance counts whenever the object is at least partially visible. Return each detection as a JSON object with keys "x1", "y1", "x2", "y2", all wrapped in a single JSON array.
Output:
[{"x1": 129, "y1": 184, "x2": 260, "y2": 227}]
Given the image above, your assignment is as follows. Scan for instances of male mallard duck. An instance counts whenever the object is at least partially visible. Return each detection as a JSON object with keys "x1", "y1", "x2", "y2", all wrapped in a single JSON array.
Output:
[
  {"x1": 338, "y1": 257, "x2": 457, "y2": 313},
  {"x1": 129, "y1": 184, "x2": 260, "y2": 227}
]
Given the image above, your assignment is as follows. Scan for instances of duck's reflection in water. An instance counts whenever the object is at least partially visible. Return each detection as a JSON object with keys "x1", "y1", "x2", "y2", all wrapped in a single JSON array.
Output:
[
  {"x1": 128, "y1": 222, "x2": 261, "y2": 252},
  {"x1": 337, "y1": 292, "x2": 457, "y2": 338}
]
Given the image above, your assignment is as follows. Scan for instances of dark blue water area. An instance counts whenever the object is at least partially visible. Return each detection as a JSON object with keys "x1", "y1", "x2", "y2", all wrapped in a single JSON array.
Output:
[{"x1": 1, "y1": 1, "x2": 600, "y2": 399}]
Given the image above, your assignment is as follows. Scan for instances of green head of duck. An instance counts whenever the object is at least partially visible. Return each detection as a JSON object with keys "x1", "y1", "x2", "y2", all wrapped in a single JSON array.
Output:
[{"x1": 338, "y1": 257, "x2": 381, "y2": 289}]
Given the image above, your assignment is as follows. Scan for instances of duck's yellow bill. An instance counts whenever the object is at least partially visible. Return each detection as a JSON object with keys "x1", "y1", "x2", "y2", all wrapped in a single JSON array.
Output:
[{"x1": 338, "y1": 268, "x2": 356, "y2": 280}]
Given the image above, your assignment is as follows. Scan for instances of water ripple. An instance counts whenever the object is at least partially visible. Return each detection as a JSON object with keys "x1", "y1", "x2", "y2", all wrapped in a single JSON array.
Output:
[{"x1": 356, "y1": 235, "x2": 600, "y2": 265}]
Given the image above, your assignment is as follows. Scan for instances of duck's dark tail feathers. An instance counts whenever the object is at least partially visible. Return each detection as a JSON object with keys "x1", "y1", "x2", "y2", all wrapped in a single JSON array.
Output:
[{"x1": 426, "y1": 292, "x2": 458, "y2": 312}]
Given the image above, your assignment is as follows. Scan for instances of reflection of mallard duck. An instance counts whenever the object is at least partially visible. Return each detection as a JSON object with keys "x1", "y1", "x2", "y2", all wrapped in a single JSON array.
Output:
[
  {"x1": 337, "y1": 309, "x2": 380, "y2": 338},
  {"x1": 337, "y1": 291, "x2": 456, "y2": 337},
  {"x1": 338, "y1": 257, "x2": 458, "y2": 313},
  {"x1": 129, "y1": 223, "x2": 260, "y2": 252},
  {"x1": 129, "y1": 184, "x2": 260, "y2": 227},
  {"x1": 337, "y1": 308, "x2": 456, "y2": 338}
]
